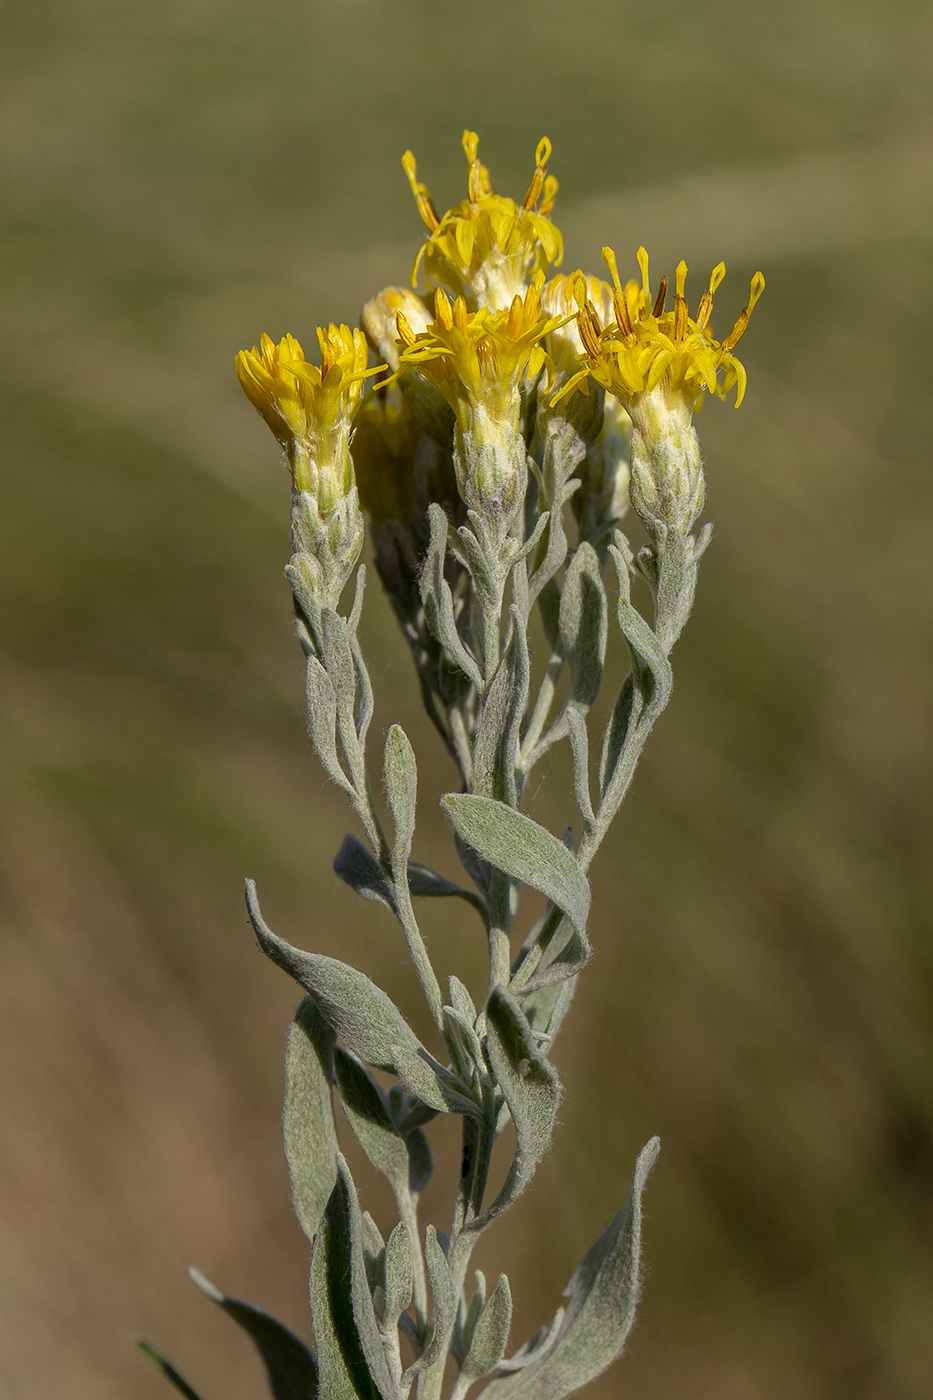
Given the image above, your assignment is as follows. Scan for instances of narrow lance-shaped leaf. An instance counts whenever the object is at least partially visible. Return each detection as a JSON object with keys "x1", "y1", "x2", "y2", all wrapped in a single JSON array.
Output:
[
  {"x1": 459, "y1": 1274, "x2": 512, "y2": 1384},
  {"x1": 384, "y1": 724, "x2": 418, "y2": 875},
  {"x1": 558, "y1": 542, "x2": 607, "y2": 710},
  {"x1": 403, "y1": 1227, "x2": 455, "y2": 1381},
  {"x1": 441, "y1": 796, "x2": 590, "y2": 938},
  {"x1": 333, "y1": 1047, "x2": 411, "y2": 1198},
  {"x1": 310, "y1": 1167, "x2": 381, "y2": 1400},
  {"x1": 283, "y1": 996, "x2": 339, "y2": 1243},
  {"x1": 247, "y1": 881, "x2": 476, "y2": 1116},
  {"x1": 188, "y1": 1269, "x2": 318, "y2": 1400},
  {"x1": 477, "y1": 1138, "x2": 660, "y2": 1400},
  {"x1": 473, "y1": 987, "x2": 561, "y2": 1227}
]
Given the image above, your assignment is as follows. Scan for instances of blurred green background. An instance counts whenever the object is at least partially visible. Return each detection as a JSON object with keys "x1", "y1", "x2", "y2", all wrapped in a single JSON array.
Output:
[{"x1": 1, "y1": 1, "x2": 932, "y2": 1397}]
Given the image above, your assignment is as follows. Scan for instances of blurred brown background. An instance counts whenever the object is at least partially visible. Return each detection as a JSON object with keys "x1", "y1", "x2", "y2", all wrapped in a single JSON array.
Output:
[{"x1": 1, "y1": 1, "x2": 932, "y2": 1397}]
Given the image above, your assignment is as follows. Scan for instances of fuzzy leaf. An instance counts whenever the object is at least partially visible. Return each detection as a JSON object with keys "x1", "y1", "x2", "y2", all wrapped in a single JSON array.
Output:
[
  {"x1": 558, "y1": 543, "x2": 607, "y2": 710},
  {"x1": 442, "y1": 796, "x2": 589, "y2": 937},
  {"x1": 311, "y1": 1167, "x2": 382, "y2": 1400},
  {"x1": 478, "y1": 1139, "x2": 660, "y2": 1400},
  {"x1": 459, "y1": 1275, "x2": 512, "y2": 1383},
  {"x1": 384, "y1": 725, "x2": 417, "y2": 874},
  {"x1": 305, "y1": 655, "x2": 352, "y2": 793},
  {"x1": 334, "y1": 1047, "x2": 411, "y2": 1196},
  {"x1": 404, "y1": 1227, "x2": 456, "y2": 1380},
  {"x1": 475, "y1": 988, "x2": 560, "y2": 1226},
  {"x1": 247, "y1": 881, "x2": 470, "y2": 1115},
  {"x1": 189, "y1": 1269, "x2": 318, "y2": 1400},
  {"x1": 283, "y1": 996, "x2": 339, "y2": 1243},
  {"x1": 382, "y1": 1222, "x2": 414, "y2": 1328}
]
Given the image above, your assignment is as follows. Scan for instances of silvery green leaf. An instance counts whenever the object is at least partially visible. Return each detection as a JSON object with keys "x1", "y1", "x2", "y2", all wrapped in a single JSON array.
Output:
[
  {"x1": 448, "y1": 975, "x2": 478, "y2": 1026},
  {"x1": 565, "y1": 707, "x2": 595, "y2": 833},
  {"x1": 477, "y1": 1139, "x2": 660, "y2": 1400},
  {"x1": 474, "y1": 988, "x2": 560, "y2": 1227},
  {"x1": 283, "y1": 996, "x2": 339, "y2": 1244},
  {"x1": 384, "y1": 725, "x2": 417, "y2": 875},
  {"x1": 520, "y1": 961, "x2": 579, "y2": 1042},
  {"x1": 404, "y1": 1227, "x2": 455, "y2": 1380},
  {"x1": 444, "y1": 1005, "x2": 483, "y2": 1071},
  {"x1": 310, "y1": 1167, "x2": 383, "y2": 1400},
  {"x1": 442, "y1": 796, "x2": 590, "y2": 938},
  {"x1": 350, "y1": 628, "x2": 375, "y2": 744},
  {"x1": 361, "y1": 1211, "x2": 386, "y2": 1296},
  {"x1": 342, "y1": 1156, "x2": 400, "y2": 1399},
  {"x1": 188, "y1": 1269, "x2": 318, "y2": 1400},
  {"x1": 558, "y1": 543, "x2": 607, "y2": 710},
  {"x1": 472, "y1": 611, "x2": 529, "y2": 806},
  {"x1": 608, "y1": 545, "x2": 673, "y2": 707},
  {"x1": 456, "y1": 1269, "x2": 486, "y2": 1362},
  {"x1": 333, "y1": 834, "x2": 393, "y2": 908},
  {"x1": 420, "y1": 504, "x2": 483, "y2": 691},
  {"x1": 318, "y1": 606, "x2": 358, "y2": 722},
  {"x1": 247, "y1": 881, "x2": 470, "y2": 1115},
  {"x1": 459, "y1": 1275, "x2": 512, "y2": 1384},
  {"x1": 305, "y1": 655, "x2": 353, "y2": 795},
  {"x1": 452, "y1": 520, "x2": 499, "y2": 616},
  {"x1": 382, "y1": 1222, "x2": 414, "y2": 1328},
  {"x1": 138, "y1": 1342, "x2": 204, "y2": 1400},
  {"x1": 333, "y1": 1047, "x2": 411, "y2": 1197}
]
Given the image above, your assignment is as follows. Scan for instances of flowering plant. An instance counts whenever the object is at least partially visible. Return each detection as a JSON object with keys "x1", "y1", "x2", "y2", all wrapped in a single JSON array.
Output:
[{"x1": 143, "y1": 130, "x2": 762, "y2": 1400}]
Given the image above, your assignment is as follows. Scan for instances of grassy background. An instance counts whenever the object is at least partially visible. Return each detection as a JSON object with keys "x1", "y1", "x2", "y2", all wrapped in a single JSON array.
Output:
[{"x1": 1, "y1": 1, "x2": 932, "y2": 1397}]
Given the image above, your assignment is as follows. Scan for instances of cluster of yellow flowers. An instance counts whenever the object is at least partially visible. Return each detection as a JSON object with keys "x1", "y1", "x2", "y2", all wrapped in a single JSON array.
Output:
[{"x1": 237, "y1": 130, "x2": 764, "y2": 576}]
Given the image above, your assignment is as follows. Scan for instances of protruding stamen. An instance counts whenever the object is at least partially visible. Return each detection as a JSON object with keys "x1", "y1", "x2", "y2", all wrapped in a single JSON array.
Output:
[
  {"x1": 695, "y1": 290, "x2": 714, "y2": 333},
  {"x1": 602, "y1": 246, "x2": 624, "y2": 296},
  {"x1": 507, "y1": 295, "x2": 524, "y2": 340},
  {"x1": 396, "y1": 313, "x2": 416, "y2": 347},
  {"x1": 524, "y1": 277, "x2": 541, "y2": 321},
  {"x1": 467, "y1": 157, "x2": 484, "y2": 205},
  {"x1": 673, "y1": 261, "x2": 689, "y2": 340},
  {"x1": 402, "y1": 151, "x2": 440, "y2": 232},
  {"x1": 652, "y1": 277, "x2": 668, "y2": 317},
  {"x1": 540, "y1": 175, "x2": 558, "y2": 217},
  {"x1": 579, "y1": 303, "x2": 603, "y2": 358},
  {"x1": 452, "y1": 295, "x2": 469, "y2": 334},
  {"x1": 434, "y1": 288, "x2": 454, "y2": 330},
  {"x1": 523, "y1": 136, "x2": 552, "y2": 209},
  {"x1": 637, "y1": 246, "x2": 651, "y2": 308},
  {"x1": 462, "y1": 130, "x2": 479, "y2": 164},
  {"x1": 720, "y1": 310, "x2": 748, "y2": 352},
  {"x1": 613, "y1": 288, "x2": 634, "y2": 339},
  {"x1": 748, "y1": 271, "x2": 766, "y2": 312},
  {"x1": 720, "y1": 273, "x2": 765, "y2": 352}
]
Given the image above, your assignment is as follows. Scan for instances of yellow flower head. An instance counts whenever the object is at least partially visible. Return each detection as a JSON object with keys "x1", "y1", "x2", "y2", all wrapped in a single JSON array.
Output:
[
  {"x1": 556, "y1": 247, "x2": 765, "y2": 413},
  {"x1": 395, "y1": 274, "x2": 561, "y2": 427},
  {"x1": 236, "y1": 325, "x2": 380, "y2": 504},
  {"x1": 403, "y1": 131, "x2": 563, "y2": 311}
]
